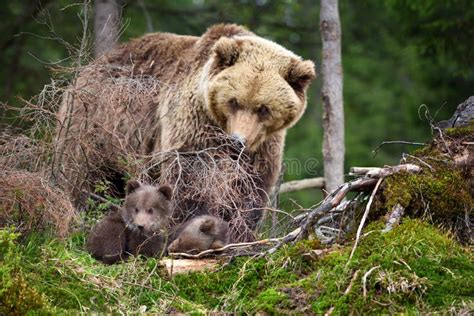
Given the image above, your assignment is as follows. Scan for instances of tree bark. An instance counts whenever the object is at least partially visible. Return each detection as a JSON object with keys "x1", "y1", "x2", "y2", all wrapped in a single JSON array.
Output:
[
  {"x1": 94, "y1": 0, "x2": 121, "y2": 58},
  {"x1": 320, "y1": 0, "x2": 345, "y2": 193}
]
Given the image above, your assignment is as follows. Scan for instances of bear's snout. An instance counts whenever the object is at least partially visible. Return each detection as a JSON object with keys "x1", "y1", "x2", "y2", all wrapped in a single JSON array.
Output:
[{"x1": 227, "y1": 110, "x2": 263, "y2": 151}]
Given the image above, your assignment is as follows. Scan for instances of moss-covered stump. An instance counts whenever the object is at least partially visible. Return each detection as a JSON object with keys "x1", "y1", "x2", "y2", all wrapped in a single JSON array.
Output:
[
  {"x1": 1, "y1": 219, "x2": 473, "y2": 314},
  {"x1": 379, "y1": 123, "x2": 473, "y2": 243}
]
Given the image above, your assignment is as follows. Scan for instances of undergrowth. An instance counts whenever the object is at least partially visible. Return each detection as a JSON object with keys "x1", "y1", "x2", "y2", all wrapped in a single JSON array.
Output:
[{"x1": 0, "y1": 219, "x2": 472, "y2": 314}]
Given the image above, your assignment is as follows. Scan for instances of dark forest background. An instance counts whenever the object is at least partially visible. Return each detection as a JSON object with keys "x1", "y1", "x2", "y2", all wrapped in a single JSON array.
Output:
[{"x1": 1, "y1": 0, "x2": 473, "y2": 207}]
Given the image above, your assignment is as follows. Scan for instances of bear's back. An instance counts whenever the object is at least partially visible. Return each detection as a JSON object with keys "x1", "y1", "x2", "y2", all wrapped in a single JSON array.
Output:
[{"x1": 103, "y1": 33, "x2": 199, "y2": 81}]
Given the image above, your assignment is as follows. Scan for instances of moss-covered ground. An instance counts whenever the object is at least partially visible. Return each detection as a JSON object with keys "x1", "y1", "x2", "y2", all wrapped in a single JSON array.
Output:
[{"x1": 1, "y1": 218, "x2": 472, "y2": 314}]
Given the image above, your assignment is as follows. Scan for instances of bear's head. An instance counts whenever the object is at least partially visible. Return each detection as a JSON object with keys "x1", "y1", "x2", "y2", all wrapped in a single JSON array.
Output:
[
  {"x1": 200, "y1": 35, "x2": 316, "y2": 151},
  {"x1": 122, "y1": 180, "x2": 173, "y2": 236},
  {"x1": 168, "y1": 215, "x2": 227, "y2": 253}
]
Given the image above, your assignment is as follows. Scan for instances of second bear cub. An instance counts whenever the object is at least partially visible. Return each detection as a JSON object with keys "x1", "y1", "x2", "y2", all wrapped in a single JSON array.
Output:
[
  {"x1": 167, "y1": 215, "x2": 230, "y2": 254},
  {"x1": 86, "y1": 180, "x2": 173, "y2": 264}
]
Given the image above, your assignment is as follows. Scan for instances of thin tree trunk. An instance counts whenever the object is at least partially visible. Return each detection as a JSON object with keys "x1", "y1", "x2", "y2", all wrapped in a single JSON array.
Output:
[
  {"x1": 320, "y1": 0, "x2": 345, "y2": 193},
  {"x1": 94, "y1": 0, "x2": 121, "y2": 58}
]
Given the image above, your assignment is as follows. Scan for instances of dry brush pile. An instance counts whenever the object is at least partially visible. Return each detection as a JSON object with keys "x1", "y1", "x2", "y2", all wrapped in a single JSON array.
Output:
[{"x1": 1, "y1": 62, "x2": 267, "y2": 242}]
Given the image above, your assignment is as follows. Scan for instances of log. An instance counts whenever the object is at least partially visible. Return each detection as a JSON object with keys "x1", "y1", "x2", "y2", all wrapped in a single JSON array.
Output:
[
  {"x1": 349, "y1": 164, "x2": 421, "y2": 178},
  {"x1": 161, "y1": 258, "x2": 218, "y2": 276},
  {"x1": 279, "y1": 177, "x2": 325, "y2": 193}
]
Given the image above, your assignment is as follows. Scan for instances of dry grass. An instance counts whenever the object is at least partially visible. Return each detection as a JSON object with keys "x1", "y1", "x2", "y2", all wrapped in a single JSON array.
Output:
[{"x1": 0, "y1": 168, "x2": 76, "y2": 238}]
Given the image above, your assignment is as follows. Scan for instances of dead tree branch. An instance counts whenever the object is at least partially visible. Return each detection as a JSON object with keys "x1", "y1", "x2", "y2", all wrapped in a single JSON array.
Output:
[
  {"x1": 266, "y1": 163, "x2": 422, "y2": 253},
  {"x1": 279, "y1": 177, "x2": 325, "y2": 193}
]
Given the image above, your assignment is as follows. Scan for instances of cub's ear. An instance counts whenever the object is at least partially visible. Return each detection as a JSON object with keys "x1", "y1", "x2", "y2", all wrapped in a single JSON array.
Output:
[
  {"x1": 286, "y1": 59, "x2": 316, "y2": 95},
  {"x1": 158, "y1": 185, "x2": 173, "y2": 201},
  {"x1": 212, "y1": 37, "x2": 242, "y2": 69},
  {"x1": 126, "y1": 180, "x2": 141, "y2": 194},
  {"x1": 200, "y1": 219, "x2": 215, "y2": 233}
]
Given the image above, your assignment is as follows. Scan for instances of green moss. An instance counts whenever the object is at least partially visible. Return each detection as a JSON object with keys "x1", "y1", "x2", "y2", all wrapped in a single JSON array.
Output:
[
  {"x1": 0, "y1": 229, "x2": 52, "y2": 315},
  {"x1": 383, "y1": 168, "x2": 472, "y2": 218},
  {"x1": 444, "y1": 122, "x2": 474, "y2": 138},
  {"x1": 0, "y1": 220, "x2": 472, "y2": 314},
  {"x1": 253, "y1": 288, "x2": 288, "y2": 313}
]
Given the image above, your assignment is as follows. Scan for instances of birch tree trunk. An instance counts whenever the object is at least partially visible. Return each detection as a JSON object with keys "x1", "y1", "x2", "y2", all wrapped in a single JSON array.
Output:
[
  {"x1": 94, "y1": 0, "x2": 121, "y2": 58},
  {"x1": 320, "y1": 0, "x2": 345, "y2": 193}
]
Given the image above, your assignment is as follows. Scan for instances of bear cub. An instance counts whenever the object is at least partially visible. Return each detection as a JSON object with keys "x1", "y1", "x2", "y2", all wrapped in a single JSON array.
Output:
[
  {"x1": 167, "y1": 215, "x2": 230, "y2": 254},
  {"x1": 86, "y1": 180, "x2": 173, "y2": 264}
]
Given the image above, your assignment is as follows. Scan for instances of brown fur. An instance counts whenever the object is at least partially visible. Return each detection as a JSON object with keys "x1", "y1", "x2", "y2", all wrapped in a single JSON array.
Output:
[
  {"x1": 56, "y1": 24, "x2": 315, "y2": 226},
  {"x1": 86, "y1": 180, "x2": 173, "y2": 264},
  {"x1": 167, "y1": 215, "x2": 230, "y2": 254}
]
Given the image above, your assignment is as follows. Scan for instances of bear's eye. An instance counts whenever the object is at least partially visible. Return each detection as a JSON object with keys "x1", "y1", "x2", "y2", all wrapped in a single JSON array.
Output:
[
  {"x1": 257, "y1": 105, "x2": 270, "y2": 119},
  {"x1": 147, "y1": 208, "x2": 153, "y2": 214},
  {"x1": 135, "y1": 207, "x2": 139, "y2": 213},
  {"x1": 227, "y1": 98, "x2": 240, "y2": 113}
]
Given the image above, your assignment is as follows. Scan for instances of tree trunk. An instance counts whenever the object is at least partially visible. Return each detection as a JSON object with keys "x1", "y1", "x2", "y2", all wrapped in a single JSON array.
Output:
[
  {"x1": 320, "y1": 0, "x2": 345, "y2": 193},
  {"x1": 94, "y1": 0, "x2": 121, "y2": 58}
]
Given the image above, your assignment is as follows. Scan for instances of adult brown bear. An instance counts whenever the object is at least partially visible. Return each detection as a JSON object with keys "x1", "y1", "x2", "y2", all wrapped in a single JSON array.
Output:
[{"x1": 55, "y1": 24, "x2": 315, "y2": 237}]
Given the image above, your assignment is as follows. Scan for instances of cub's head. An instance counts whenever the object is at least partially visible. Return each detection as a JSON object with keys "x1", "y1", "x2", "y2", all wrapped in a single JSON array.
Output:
[
  {"x1": 200, "y1": 35, "x2": 316, "y2": 151},
  {"x1": 122, "y1": 180, "x2": 173, "y2": 236},
  {"x1": 168, "y1": 216, "x2": 222, "y2": 253}
]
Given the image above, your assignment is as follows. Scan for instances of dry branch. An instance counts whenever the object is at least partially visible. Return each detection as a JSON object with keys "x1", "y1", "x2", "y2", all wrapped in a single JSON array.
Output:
[
  {"x1": 279, "y1": 177, "x2": 325, "y2": 193},
  {"x1": 267, "y1": 163, "x2": 422, "y2": 252},
  {"x1": 350, "y1": 164, "x2": 421, "y2": 178},
  {"x1": 168, "y1": 238, "x2": 281, "y2": 259},
  {"x1": 346, "y1": 177, "x2": 383, "y2": 265}
]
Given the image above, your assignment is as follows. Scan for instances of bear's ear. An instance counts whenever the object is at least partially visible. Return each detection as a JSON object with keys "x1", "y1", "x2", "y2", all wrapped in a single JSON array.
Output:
[
  {"x1": 158, "y1": 185, "x2": 173, "y2": 201},
  {"x1": 212, "y1": 37, "x2": 241, "y2": 69},
  {"x1": 126, "y1": 180, "x2": 141, "y2": 194},
  {"x1": 286, "y1": 59, "x2": 316, "y2": 96},
  {"x1": 200, "y1": 219, "x2": 215, "y2": 233}
]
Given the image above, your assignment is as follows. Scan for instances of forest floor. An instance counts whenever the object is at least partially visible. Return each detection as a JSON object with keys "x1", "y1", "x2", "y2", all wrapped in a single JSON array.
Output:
[
  {"x1": 1, "y1": 116, "x2": 473, "y2": 315},
  {"x1": 1, "y1": 218, "x2": 473, "y2": 314}
]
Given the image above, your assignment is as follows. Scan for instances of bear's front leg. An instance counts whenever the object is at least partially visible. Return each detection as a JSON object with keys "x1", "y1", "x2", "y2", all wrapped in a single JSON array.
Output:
[
  {"x1": 249, "y1": 131, "x2": 285, "y2": 225},
  {"x1": 86, "y1": 212, "x2": 128, "y2": 264},
  {"x1": 127, "y1": 232, "x2": 166, "y2": 258}
]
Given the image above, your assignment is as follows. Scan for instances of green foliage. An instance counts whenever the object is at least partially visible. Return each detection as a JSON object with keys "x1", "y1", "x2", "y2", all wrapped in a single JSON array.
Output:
[
  {"x1": 1, "y1": 219, "x2": 472, "y2": 314},
  {"x1": 383, "y1": 168, "x2": 472, "y2": 217},
  {"x1": 0, "y1": 229, "x2": 52, "y2": 315}
]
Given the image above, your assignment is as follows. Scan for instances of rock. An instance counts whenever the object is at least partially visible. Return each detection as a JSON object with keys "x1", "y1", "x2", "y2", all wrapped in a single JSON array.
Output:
[{"x1": 437, "y1": 96, "x2": 474, "y2": 128}]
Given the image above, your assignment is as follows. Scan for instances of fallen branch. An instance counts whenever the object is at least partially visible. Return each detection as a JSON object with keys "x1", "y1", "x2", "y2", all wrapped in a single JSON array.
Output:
[
  {"x1": 350, "y1": 164, "x2": 422, "y2": 178},
  {"x1": 346, "y1": 177, "x2": 383, "y2": 266},
  {"x1": 168, "y1": 238, "x2": 281, "y2": 259},
  {"x1": 344, "y1": 269, "x2": 361, "y2": 295},
  {"x1": 372, "y1": 141, "x2": 425, "y2": 157},
  {"x1": 297, "y1": 177, "x2": 379, "y2": 241},
  {"x1": 279, "y1": 177, "x2": 325, "y2": 193},
  {"x1": 363, "y1": 266, "x2": 380, "y2": 298},
  {"x1": 266, "y1": 163, "x2": 422, "y2": 253}
]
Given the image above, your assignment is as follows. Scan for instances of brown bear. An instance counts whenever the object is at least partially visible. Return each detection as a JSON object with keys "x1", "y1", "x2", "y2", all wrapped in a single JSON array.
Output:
[
  {"x1": 167, "y1": 215, "x2": 230, "y2": 254},
  {"x1": 86, "y1": 180, "x2": 173, "y2": 264},
  {"x1": 56, "y1": 24, "x2": 316, "y2": 231}
]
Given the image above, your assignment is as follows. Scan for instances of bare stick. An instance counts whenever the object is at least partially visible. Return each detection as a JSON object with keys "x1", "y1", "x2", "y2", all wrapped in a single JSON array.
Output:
[
  {"x1": 349, "y1": 167, "x2": 382, "y2": 176},
  {"x1": 372, "y1": 141, "x2": 425, "y2": 157},
  {"x1": 344, "y1": 270, "x2": 360, "y2": 295},
  {"x1": 346, "y1": 178, "x2": 383, "y2": 266},
  {"x1": 363, "y1": 266, "x2": 380, "y2": 298},
  {"x1": 82, "y1": 189, "x2": 121, "y2": 208},
  {"x1": 168, "y1": 238, "x2": 281, "y2": 259},
  {"x1": 402, "y1": 153, "x2": 434, "y2": 171},
  {"x1": 279, "y1": 177, "x2": 325, "y2": 193}
]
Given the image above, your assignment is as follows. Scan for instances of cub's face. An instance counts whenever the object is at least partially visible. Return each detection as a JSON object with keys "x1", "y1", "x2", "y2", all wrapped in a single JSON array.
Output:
[
  {"x1": 122, "y1": 180, "x2": 173, "y2": 236},
  {"x1": 201, "y1": 36, "x2": 316, "y2": 151}
]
